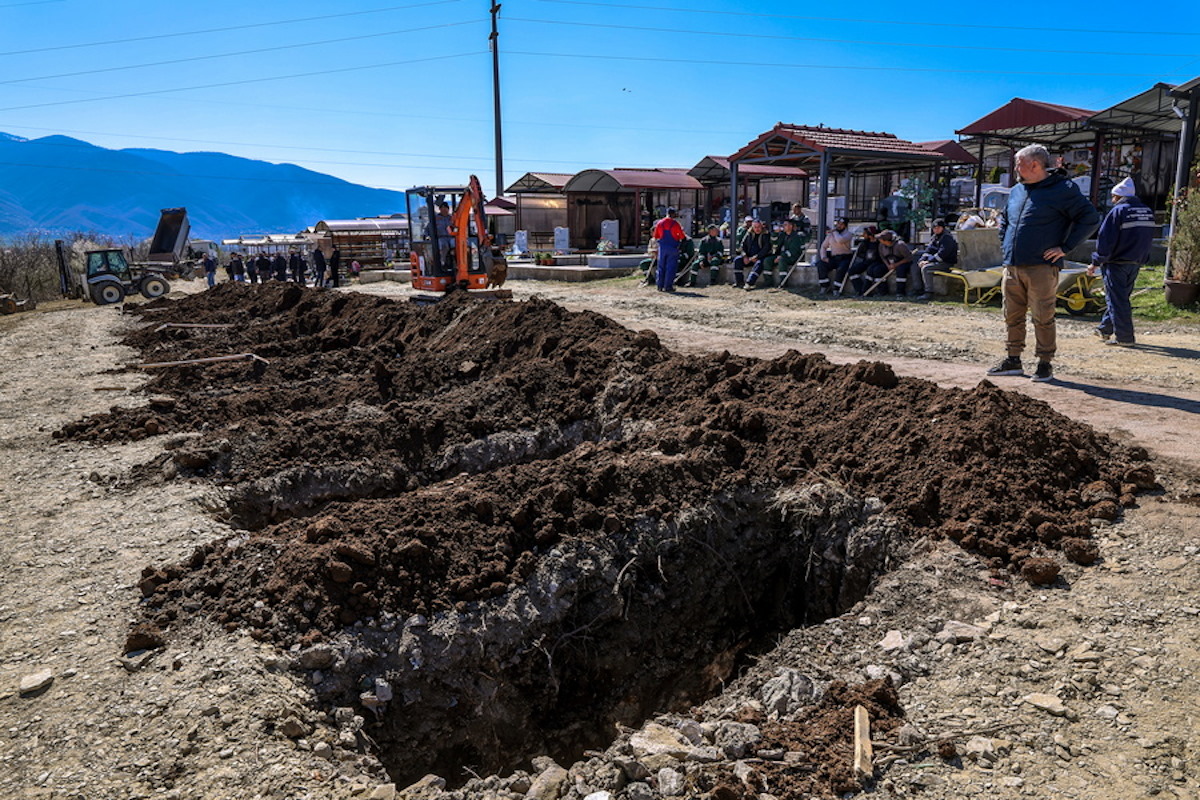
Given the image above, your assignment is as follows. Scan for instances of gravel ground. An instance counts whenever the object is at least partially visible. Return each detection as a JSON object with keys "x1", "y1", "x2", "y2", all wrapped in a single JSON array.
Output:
[{"x1": 2, "y1": 279, "x2": 1198, "y2": 800}]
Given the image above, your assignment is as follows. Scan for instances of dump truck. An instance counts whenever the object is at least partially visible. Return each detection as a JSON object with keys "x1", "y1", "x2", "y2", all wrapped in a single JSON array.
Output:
[{"x1": 85, "y1": 208, "x2": 193, "y2": 305}]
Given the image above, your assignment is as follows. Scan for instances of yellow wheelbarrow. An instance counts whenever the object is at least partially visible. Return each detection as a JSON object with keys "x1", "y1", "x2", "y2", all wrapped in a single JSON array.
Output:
[{"x1": 1055, "y1": 265, "x2": 1106, "y2": 316}]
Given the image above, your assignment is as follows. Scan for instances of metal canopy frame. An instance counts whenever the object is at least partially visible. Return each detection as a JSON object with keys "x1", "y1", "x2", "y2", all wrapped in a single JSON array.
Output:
[
  {"x1": 505, "y1": 172, "x2": 574, "y2": 194},
  {"x1": 955, "y1": 87, "x2": 1194, "y2": 207}
]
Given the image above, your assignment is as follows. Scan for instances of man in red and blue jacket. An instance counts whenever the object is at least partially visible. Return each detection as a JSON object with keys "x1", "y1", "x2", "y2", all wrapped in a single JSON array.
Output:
[{"x1": 653, "y1": 208, "x2": 687, "y2": 293}]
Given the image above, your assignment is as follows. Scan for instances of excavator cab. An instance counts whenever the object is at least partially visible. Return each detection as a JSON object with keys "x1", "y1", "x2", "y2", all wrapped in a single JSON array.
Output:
[{"x1": 405, "y1": 178, "x2": 495, "y2": 292}]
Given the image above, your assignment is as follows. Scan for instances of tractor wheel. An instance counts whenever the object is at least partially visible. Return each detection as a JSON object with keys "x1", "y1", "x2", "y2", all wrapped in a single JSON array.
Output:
[
  {"x1": 139, "y1": 275, "x2": 170, "y2": 299},
  {"x1": 91, "y1": 282, "x2": 126, "y2": 305}
]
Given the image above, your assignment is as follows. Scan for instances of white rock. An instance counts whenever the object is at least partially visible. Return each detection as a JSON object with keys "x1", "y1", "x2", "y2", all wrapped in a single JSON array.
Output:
[
  {"x1": 368, "y1": 784, "x2": 396, "y2": 800},
  {"x1": 937, "y1": 621, "x2": 987, "y2": 643},
  {"x1": 1022, "y1": 693, "x2": 1068, "y2": 717},
  {"x1": 1095, "y1": 705, "x2": 1121, "y2": 720},
  {"x1": 583, "y1": 792, "x2": 612, "y2": 800},
  {"x1": 865, "y1": 665, "x2": 903, "y2": 686},
  {"x1": 629, "y1": 723, "x2": 693, "y2": 760},
  {"x1": 878, "y1": 630, "x2": 910, "y2": 652},
  {"x1": 19, "y1": 669, "x2": 54, "y2": 694},
  {"x1": 656, "y1": 767, "x2": 684, "y2": 797}
]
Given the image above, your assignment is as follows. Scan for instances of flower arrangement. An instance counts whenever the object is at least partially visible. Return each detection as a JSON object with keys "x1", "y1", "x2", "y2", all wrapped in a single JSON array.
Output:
[{"x1": 596, "y1": 239, "x2": 618, "y2": 254}]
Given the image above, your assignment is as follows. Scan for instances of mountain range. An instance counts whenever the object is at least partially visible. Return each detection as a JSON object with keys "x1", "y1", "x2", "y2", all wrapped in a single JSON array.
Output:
[{"x1": 0, "y1": 132, "x2": 409, "y2": 241}]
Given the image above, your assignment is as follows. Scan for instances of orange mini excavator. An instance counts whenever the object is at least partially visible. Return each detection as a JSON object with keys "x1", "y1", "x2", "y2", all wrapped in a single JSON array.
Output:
[{"x1": 405, "y1": 175, "x2": 508, "y2": 294}]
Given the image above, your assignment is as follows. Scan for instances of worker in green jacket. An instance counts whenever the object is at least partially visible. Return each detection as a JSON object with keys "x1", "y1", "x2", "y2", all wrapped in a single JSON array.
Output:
[
  {"x1": 682, "y1": 224, "x2": 724, "y2": 287},
  {"x1": 746, "y1": 217, "x2": 808, "y2": 290}
]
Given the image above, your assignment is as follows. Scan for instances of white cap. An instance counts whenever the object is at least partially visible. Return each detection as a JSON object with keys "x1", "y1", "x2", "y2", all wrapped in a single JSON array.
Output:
[{"x1": 1111, "y1": 177, "x2": 1137, "y2": 197}]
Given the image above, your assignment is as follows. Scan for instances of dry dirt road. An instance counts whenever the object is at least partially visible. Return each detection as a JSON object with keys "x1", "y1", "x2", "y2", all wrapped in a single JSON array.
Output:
[{"x1": 2, "y1": 277, "x2": 1198, "y2": 800}]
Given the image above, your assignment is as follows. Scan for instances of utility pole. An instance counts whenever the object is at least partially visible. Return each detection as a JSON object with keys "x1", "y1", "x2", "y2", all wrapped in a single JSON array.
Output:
[{"x1": 489, "y1": 2, "x2": 504, "y2": 198}]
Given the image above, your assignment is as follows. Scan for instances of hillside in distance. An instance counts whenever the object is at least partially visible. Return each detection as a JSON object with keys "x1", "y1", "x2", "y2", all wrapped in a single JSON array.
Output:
[{"x1": 0, "y1": 133, "x2": 408, "y2": 241}]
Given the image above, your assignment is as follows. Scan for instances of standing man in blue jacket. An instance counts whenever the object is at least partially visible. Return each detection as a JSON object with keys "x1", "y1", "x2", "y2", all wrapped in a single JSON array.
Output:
[
  {"x1": 1089, "y1": 177, "x2": 1156, "y2": 346},
  {"x1": 988, "y1": 145, "x2": 1100, "y2": 382}
]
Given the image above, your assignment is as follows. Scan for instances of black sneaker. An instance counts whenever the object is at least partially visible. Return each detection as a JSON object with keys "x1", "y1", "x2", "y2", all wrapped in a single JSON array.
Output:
[
  {"x1": 986, "y1": 356, "x2": 1024, "y2": 376},
  {"x1": 1031, "y1": 361, "x2": 1054, "y2": 382}
]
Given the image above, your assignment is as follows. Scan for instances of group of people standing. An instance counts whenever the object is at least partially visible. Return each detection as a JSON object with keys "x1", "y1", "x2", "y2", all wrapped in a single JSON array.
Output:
[{"x1": 213, "y1": 247, "x2": 343, "y2": 288}]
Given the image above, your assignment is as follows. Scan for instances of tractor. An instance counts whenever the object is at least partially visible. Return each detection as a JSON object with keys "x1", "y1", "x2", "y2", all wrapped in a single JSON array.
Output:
[
  {"x1": 84, "y1": 207, "x2": 192, "y2": 305},
  {"x1": 84, "y1": 249, "x2": 172, "y2": 305}
]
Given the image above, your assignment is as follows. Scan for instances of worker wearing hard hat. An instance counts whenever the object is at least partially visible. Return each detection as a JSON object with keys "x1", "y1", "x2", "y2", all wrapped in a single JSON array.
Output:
[{"x1": 1089, "y1": 177, "x2": 1156, "y2": 346}]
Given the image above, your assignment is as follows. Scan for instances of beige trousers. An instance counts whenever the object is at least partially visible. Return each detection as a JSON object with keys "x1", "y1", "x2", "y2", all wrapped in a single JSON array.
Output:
[{"x1": 1002, "y1": 264, "x2": 1058, "y2": 362}]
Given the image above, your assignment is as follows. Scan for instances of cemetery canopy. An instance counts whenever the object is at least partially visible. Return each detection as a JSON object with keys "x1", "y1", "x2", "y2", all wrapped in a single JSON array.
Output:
[
  {"x1": 955, "y1": 87, "x2": 1193, "y2": 209},
  {"x1": 562, "y1": 169, "x2": 704, "y2": 249},
  {"x1": 504, "y1": 173, "x2": 572, "y2": 249},
  {"x1": 729, "y1": 124, "x2": 948, "y2": 238}
]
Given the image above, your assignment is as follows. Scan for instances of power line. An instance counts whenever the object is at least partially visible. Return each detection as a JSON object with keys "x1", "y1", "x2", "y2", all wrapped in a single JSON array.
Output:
[
  {"x1": 0, "y1": 20, "x2": 479, "y2": 86},
  {"x1": 506, "y1": 16, "x2": 1200, "y2": 58},
  {"x1": 0, "y1": 51, "x2": 485, "y2": 113},
  {"x1": 505, "y1": 49, "x2": 1193, "y2": 79},
  {"x1": 533, "y1": 0, "x2": 1200, "y2": 38},
  {"x1": 0, "y1": 0, "x2": 462, "y2": 57}
]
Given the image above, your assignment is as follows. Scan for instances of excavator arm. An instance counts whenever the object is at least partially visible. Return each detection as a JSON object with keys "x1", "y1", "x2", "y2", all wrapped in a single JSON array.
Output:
[{"x1": 450, "y1": 175, "x2": 505, "y2": 288}]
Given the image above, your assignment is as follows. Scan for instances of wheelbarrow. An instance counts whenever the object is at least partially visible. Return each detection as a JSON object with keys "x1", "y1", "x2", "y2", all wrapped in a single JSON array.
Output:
[{"x1": 1056, "y1": 265, "x2": 1106, "y2": 316}]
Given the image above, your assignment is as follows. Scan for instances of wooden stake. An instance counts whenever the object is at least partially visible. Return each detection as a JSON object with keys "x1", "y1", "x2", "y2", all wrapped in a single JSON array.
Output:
[
  {"x1": 853, "y1": 705, "x2": 873, "y2": 782},
  {"x1": 133, "y1": 353, "x2": 268, "y2": 369}
]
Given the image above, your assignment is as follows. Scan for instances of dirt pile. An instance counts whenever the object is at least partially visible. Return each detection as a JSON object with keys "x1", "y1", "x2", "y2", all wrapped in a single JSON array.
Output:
[{"x1": 55, "y1": 283, "x2": 1153, "y2": 793}]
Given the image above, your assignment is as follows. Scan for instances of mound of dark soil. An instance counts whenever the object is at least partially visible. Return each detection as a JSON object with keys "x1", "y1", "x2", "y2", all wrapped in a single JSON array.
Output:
[{"x1": 57, "y1": 283, "x2": 1151, "y2": 788}]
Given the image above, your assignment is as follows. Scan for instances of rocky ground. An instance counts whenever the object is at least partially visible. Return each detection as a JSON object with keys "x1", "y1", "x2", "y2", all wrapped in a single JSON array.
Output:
[{"x1": 2, "y1": 276, "x2": 1198, "y2": 800}]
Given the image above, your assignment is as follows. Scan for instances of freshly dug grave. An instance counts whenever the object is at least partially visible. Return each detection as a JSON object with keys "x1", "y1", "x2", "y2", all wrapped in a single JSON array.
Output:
[{"x1": 58, "y1": 283, "x2": 1152, "y2": 793}]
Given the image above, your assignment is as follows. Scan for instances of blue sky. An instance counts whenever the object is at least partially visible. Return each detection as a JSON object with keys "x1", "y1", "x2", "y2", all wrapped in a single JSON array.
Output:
[{"x1": 2, "y1": 0, "x2": 1200, "y2": 195}]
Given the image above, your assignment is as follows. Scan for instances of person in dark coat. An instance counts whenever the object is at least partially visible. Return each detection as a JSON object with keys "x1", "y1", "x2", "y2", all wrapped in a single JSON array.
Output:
[
  {"x1": 228, "y1": 253, "x2": 245, "y2": 283},
  {"x1": 257, "y1": 254, "x2": 272, "y2": 282},
  {"x1": 917, "y1": 219, "x2": 959, "y2": 299},
  {"x1": 246, "y1": 253, "x2": 259, "y2": 283},
  {"x1": 312, "y1": 248, "x2": 327, "y2": 287},
  {"x1": 288, "y1": 251, "x2": 305, "y2": 284},
  {"x1": 330, "y1": 247, "x2": 341, "y2": 287},
  {"x1": 273, "y1": 253, "x2": 288, "y2": 281},
  {"x1": 1089, "y1": 177, "x2": 1156, "y2": 346},
  {"x1": 202, "y1": 253, "x2": 217, "y2": 287},
  {"x1": 732, "y1": 219, "x2": 771, "y2": 288}
]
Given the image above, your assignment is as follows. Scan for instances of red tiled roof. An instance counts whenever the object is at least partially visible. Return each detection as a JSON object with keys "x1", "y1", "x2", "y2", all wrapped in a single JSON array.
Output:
[
  {"x1": 731, "y1": 124, "x2": 946, "y2": 163},
  {"x1": 918, "y1": 140, "x2": 979, "y2": 164},
  {"x1": 957, "y1": 98, "x2": 1094, "y2": 136}
]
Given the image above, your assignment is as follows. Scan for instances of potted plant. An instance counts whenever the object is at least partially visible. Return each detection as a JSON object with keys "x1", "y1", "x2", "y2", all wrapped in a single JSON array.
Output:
[{"x1": 1166, "y1": 190, "x2": 1200, "y2": 307}]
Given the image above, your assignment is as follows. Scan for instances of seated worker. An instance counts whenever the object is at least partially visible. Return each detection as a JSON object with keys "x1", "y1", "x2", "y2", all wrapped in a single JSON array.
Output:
[
  {"x1": 916, "y1": 218, "x2": 959, "y2": 300},
  {"x1": 735, "y1": 216, "x2": 755, "y2": 248},
  {"x1": 788, "y1": 203, "x2": 814, "y2": 242},
  {"x1": 434, "y1": 202, "x2": 455, "y2": 271},
  {"x1": 639, "y1": 235, "x2": 659, "y2": 285},
  {"x1": 815, "y1": 217, "x2": 854, "y2": 294},
  {"x1": 696, "y1": 224, "x2": 726, "y2": 286},
  {"x1": 834, "y1": 226, "x2": 881, "y2": 295},
  {"x1": 672, "y1": 234, "x2": 696, "y2": 286},
  {"x1": 746, "y1": 217, "x2": 806, "y2": 290},
  {"x1": 732, "y1": 219, "x2": 772, "y2": 288},
  {"x1": 873, "y1": 230, "x2": 914, "y2": 297}
]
